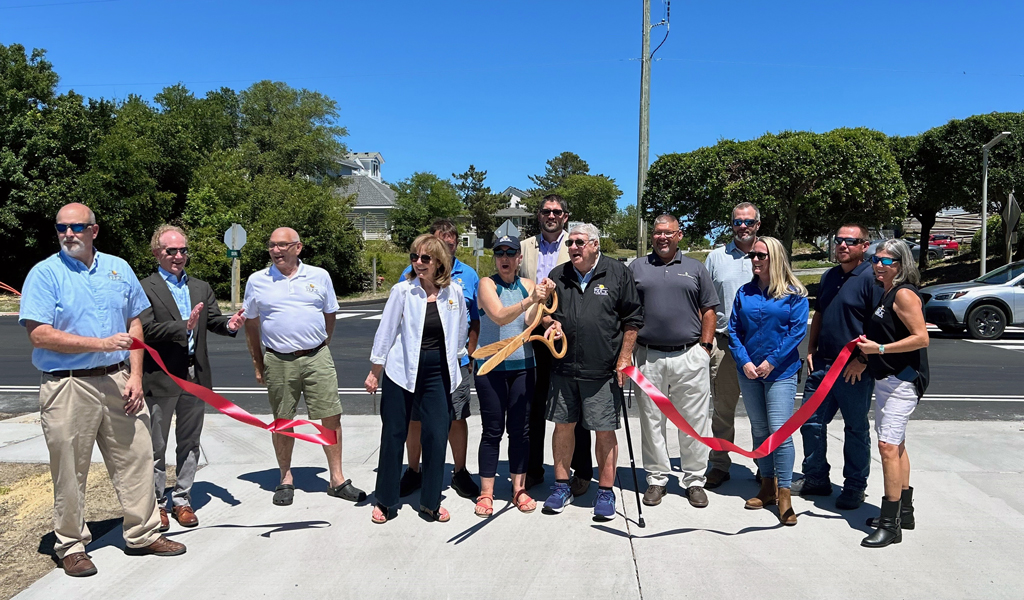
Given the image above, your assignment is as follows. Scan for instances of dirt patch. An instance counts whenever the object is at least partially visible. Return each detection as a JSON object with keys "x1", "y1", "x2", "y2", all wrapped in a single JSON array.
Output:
[{"x1": 0, "y1": 463, "x2": 175, "y2": 600}]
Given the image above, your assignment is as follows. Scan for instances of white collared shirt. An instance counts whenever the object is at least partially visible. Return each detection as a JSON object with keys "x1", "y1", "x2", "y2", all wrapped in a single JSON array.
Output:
[
  {"x1": 242, "y1": 261, "x2": 339, "y2": 352},
  {"x1": 370, "y1": 278, "x2": 469, "y2": 393}
]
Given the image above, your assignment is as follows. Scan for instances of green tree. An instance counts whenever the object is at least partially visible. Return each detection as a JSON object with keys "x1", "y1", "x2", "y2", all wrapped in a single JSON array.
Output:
[
  {"x1": 528, "y1": 151, "x2": 590, "y2": 191},
  {"x1": 388, "y1": 172, "x2": 463, "y2": 249},
  {"x1": 604, "y1": 204, "x2": 641, "y2": 251},
  {"x1": 553, "y1": 173, "x2": 621, "y2": 231},
  {"x1": 453, "y1": 165, "x2": 503, "y2": 238}
]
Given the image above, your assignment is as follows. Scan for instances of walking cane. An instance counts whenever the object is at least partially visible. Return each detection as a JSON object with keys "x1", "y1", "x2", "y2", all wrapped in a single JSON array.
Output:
[{"x1": 621, "y1": 378, "x2": 646, "y2": 528}]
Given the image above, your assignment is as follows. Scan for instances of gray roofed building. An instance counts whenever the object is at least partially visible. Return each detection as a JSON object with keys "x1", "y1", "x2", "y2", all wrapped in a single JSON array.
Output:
[{"x1": 335, "y1": 152, "x2": 396, "y2": 240}]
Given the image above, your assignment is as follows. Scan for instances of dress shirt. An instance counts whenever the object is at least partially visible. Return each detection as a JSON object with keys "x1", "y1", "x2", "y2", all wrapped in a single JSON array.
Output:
[
  {"x1": 573, "y1": 253, "x2": 601, "y2": 291},
  {"x1": 158, "y1": 266, "x2": 194, "y2": 355},
  {"x1": 727, "y1": 279, "x2": 809, "y2": 381},
  {"x1": 536, "y1": 231, "x2": 565, "y2": 281}
]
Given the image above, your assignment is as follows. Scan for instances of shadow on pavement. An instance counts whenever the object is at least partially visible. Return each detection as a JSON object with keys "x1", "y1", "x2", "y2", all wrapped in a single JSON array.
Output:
[
  {"x1": 38, "y1": 517, "x2": 125, "y2": 562},
  {"x1": 164, "y1": 520, "x2": 331, "y2": 538},
  {"x1": 592, "y1": 521, "x2": 784, "y2": 539},
  {"x1": 189, "y1": 481, "x2": 241, "y2": 510},
  {"x1": 237, "y1": 466, "x2": 329, "y2": 493}
]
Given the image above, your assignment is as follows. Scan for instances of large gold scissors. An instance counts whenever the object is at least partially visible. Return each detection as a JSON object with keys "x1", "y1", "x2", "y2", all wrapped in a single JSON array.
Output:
[{"x1": 471, "y1": 292, "x2": 566, "y2": 376}]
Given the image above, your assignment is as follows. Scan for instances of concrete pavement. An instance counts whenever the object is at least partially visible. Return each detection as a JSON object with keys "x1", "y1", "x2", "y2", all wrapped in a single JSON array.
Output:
[{"x1": 2, "y1": 412, "x2": 1023, "y2": 599}]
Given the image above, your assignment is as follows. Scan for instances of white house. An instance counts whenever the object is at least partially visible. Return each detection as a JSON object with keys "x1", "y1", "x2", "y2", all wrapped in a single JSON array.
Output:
[{"x1": 336, "y1": 152, "x2": 396, "y2": 240}]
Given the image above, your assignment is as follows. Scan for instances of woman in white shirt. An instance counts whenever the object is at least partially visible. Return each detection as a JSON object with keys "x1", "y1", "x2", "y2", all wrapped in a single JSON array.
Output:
[{"x1": 365, "y1": 234, "x2": 469, "y2": 524}]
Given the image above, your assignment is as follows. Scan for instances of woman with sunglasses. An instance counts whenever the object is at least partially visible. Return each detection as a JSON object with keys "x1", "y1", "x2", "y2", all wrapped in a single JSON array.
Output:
[
  {"x1": 728, "y1": 236, "x2": 808, "y2": 525},
  {"x1": 856, "y1": 239, "x2": 929, "y2": 548},
  {"x1": 366, "y1": 234, "x2": 469, "y2": 524},
  {"x1": 472, "y1": 235, "x2": 556, "y2": 517}
]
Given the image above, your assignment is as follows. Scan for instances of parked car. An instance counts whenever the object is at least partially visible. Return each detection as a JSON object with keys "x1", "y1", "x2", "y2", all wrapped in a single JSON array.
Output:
[
  {"x1": 929, "y1": 234, "x2": 960, "y2": 253},
  {"x1": 866, "y1": 239, "x2": 944, "y2": 263},
  {"x1": 920, "y1": 260, "x2": 1024, "y2": 339}
]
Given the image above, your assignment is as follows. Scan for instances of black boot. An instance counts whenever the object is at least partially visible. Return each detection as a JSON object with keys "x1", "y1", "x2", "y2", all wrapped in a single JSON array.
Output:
[
  {"x1": 861, "y1": 498, "x2": 902, "y2": 548},
  {"x1": 865, "y1": 487, "x2": 915, "y2": 530}
]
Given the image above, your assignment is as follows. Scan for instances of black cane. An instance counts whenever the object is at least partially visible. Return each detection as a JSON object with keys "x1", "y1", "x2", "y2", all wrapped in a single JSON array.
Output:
[{"x1": 621, "y1": 378, "x2": 646, "y2": 528}]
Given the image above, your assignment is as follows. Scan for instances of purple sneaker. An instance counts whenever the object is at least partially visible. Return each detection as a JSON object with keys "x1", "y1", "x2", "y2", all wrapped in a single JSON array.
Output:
[
  {"x1": 593, "y1": 488, "x2": 616, "y2": 520},
  {"x1": 542, "y1": 482, "x2": 574, "y2": 514}
]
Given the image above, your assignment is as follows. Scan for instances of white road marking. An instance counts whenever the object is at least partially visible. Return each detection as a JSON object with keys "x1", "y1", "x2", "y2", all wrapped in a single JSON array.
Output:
[{"x1": 362, "y1": 314, "x2": 382, "y2": 320}]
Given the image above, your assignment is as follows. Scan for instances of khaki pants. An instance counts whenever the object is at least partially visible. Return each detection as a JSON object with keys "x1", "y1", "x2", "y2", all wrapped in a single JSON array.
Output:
[
  {"x1": 39, "y1": 368, "x2": 161, "y2": 558},
  {"x1": 708, "y1": 332, "x2": 742, "y2": 472}
]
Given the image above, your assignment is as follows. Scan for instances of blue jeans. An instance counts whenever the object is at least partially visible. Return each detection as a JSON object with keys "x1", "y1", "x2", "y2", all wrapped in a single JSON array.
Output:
[
  {"x1": 738, "y1": 373, "x2": 798, "y2": 488},
  {"x1": 798, "y1": 362, "x2": 873, "y2": 492}
]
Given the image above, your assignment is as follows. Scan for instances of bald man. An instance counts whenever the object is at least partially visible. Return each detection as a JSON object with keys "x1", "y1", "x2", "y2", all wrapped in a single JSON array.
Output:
[
  {"x1": 243, "y1": 227, "x2": 365, "y2": 506},
  {"x1": 20, "y1": 203, "x2": 185, "y2": 577}
]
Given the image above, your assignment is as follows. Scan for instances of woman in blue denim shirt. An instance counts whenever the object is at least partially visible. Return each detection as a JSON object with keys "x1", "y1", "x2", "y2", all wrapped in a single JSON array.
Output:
[{"x1": 728, "y1": 236, "x2": 808, "y2": 526}]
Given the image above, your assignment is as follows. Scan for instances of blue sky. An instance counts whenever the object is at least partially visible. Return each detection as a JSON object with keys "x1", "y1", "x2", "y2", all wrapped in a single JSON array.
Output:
[{"x1": 3, "y1": 0, "x2": 1023, "y2": 209}]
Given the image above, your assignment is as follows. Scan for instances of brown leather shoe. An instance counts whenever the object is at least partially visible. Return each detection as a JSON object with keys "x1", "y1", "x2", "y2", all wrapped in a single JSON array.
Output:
[
  {"x1": 172, "y1": 505, "x2": 199, "y2": 528},
  {"x1": 745, "y1": 476, "x2": 778, "y2": 510},
  {"x1": 159, "y1": 507, "x2": 170, "y2": 532},
  {"x1": 124, "y1": 535, "x2": 186, "y2": 557},
  {"x1": 61, "y1": 552, "x2": 97, "y2": 577},
  {"x1": 686, "y1": 486, "x2": 709, "y2": 508},
  {"x1": 642, "y1": 484, "x2": 667, "y2": 506}
]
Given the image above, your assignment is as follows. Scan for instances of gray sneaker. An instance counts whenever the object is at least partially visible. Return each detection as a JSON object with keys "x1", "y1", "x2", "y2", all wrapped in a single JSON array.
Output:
[{"x1": 642, "y1": 485, "x2": 667, "y2": 506}]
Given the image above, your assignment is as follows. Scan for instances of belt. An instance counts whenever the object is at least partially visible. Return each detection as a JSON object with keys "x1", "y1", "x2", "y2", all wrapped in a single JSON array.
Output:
[
  {"x1": 644, "y1": 342, "x2": 697, "y2": 353},
  {"x1": 46, "y1": 362, "x2": 126, "y2": 379},
  {"x1": 269, "y1": 340, "x2": 327, "y2": 358}
]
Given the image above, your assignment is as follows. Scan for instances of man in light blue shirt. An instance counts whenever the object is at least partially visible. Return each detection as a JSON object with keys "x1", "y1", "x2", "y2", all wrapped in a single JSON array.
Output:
[
  {"x1": 398, "y1": 219, "x2": 481, "y2": 499},
  {"x1": 19, "y1": 202, "x2": 185, "y2": 577}
]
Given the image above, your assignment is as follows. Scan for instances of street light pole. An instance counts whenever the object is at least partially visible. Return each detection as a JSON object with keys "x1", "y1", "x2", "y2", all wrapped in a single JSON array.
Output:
[{"x1": 981, "y1": 131, "x2": 1011, "y2": 275}]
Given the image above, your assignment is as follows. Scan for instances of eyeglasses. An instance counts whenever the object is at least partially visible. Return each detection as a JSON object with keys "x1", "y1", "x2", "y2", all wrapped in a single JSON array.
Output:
[
  {"x1": 652, "y1": 230, "x2": 679, "y2": 238},
  {"x1": 540, "y1": 209, "x2": 565, "y2": 217},
  {"x1": 267, "y1": 241, "x2": 299, "y2": 250},
  {"x1": 834, "y1": 236, "x2": 866, "y2": 247},
  {"x1": 732, "y1": 219, "x2": 757, "y2": 227},
  {"x1": 409, "y1": 253, "x2": 433, "y2": 264},
  {"x1": 870, "y1": 255, "x2": 900, "y2": 266},
  {"x1": 565, "y1": 239, "x2": 591, "y2": 248},
  {"x1": 164, "y1": 247, "x2": 188, "y2": 257},
  {"x1": 55, "y1": 223, "x2": 92, "y2": 234},
  {"x1": 746, "y1": 252, "x2": 769, "y2": 260},
  {"x1": 493, "y1": 248, "x2": 519, "y2": 257}
]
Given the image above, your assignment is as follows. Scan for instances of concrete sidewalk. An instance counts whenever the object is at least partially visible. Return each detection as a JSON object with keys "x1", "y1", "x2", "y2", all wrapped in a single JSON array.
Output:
[{"x1": 2, "y1": 413, "x2": 1023, "y2": 599}]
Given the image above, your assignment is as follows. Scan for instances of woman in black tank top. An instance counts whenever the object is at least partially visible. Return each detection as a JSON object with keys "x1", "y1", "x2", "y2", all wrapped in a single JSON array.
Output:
[{"x1": 855, "y1": 239, "x2": 929, "y2": 548}]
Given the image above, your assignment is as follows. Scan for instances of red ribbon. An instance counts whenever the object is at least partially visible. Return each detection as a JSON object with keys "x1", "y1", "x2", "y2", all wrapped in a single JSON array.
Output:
[
  {"x1": 623, "y1": 340, "x2": 858, "y2": 459},
  {"x1": 130, "y1": 338, "x2": 337, "y2": 445}
]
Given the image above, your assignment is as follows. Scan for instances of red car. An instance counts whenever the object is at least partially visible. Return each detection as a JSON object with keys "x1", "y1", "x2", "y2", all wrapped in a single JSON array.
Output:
[{"x1": 929, "y1": 234, "x2": 960, "y2": 252}]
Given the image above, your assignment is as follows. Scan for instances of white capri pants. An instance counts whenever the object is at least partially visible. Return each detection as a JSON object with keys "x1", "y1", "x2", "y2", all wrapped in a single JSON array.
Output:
[{"x1": 874, "y1": 375, "x2": 918, "y2": 444}]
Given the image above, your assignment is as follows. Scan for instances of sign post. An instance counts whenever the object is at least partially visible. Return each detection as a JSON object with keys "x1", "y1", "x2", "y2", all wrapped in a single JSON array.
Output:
[{"x1": 223, "y1": 224, "x2": 247, "y2": 310}]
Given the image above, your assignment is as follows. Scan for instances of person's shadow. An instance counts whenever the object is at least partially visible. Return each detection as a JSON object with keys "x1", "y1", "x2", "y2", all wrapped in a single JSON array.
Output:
[
  {"x1": 238, "y1": 466, "x2": 329, "y2": 493},
  {"x1": 38, "y1": 518, "x2": 123, "y2": 564},
  {"x1": 190, "y1": 481, "x2": 241, "y2": 510}
]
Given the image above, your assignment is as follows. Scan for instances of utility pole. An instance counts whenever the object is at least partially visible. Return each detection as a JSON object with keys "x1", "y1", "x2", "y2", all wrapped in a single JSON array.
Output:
[{"x1": 635, "y1": 1, "x2": 669, "y2": 259}]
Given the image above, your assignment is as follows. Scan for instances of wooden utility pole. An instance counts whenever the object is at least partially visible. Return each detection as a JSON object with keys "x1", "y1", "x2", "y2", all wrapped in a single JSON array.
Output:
[{"x1": 635, "y1": 0, "x2": 651, "y2": 259}]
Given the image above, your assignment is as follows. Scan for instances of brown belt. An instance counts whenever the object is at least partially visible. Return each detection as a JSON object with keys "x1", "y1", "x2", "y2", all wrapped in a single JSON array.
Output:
[
  {"x1": 46, "y1": 362, "x2": 126, "y2": 379},
  {"x1": 268, "y1": 340, "x2": 327, "y2": 358}
]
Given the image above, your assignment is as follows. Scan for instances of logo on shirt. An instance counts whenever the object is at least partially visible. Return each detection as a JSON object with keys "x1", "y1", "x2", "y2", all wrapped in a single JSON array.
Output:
[
  {"x1": 447, "y1": 298, "x2": 457, "y2": 311},
  {"x1": 305, "y1": 283, "x2": 317, "y2": 294},
  {"x1": 593, "y1": 284, "x2": 609, "y2": 296},
  {"x1": 678, "y1": 271, "x2": 698, "y2": 282},
  {"x1": 874, "y1": 305, "x2": 886, "y2": 319},
  {"x1": 108, "y1": 270, "x2": 123, "y2": 282}
]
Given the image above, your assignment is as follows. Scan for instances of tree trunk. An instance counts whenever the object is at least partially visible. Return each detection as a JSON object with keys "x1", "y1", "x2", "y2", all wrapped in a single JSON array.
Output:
[
  {"x1": 781, "y1": 203, "x2": 798, "y2": 256},
  {"x1": 916, "y1": 211, "x2": 936, "y2": 272}
]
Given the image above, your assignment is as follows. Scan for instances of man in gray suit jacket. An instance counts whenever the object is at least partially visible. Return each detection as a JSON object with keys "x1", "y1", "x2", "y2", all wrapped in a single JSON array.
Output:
[{"x1": 140, "y1": 225, "x2": 244, "y2": 530}]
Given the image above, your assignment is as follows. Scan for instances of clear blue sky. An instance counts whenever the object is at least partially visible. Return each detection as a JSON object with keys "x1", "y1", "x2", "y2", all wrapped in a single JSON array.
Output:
[{"x1": 3, "y1": 0, "x2": 1023, "y2": 209}]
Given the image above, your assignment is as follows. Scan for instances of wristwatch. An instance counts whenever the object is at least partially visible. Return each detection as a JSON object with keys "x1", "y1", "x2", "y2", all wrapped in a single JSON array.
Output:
[
  {"x1": 878, "y1": 344, "x2": 886, "y2": 355},
  {"x1": 700, "y1": 342, "x2": 714, "y2": 353}
]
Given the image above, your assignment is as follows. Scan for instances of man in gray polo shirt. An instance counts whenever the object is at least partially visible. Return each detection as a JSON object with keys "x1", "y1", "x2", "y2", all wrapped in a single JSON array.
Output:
[
  {"x1": 629, "y1": 215, "x2": 718, "y2": 507},
  {"x1": 703, "y1": 202, "x2": 759, "y2": 488}
]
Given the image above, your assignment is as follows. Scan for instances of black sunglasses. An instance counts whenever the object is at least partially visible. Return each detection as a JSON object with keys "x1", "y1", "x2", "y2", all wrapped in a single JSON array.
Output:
[
  {"x1": 835, "y1": 236, "x2": 866, "y2": 247},
  {"x1": 746, "y1": 252, "x2": 769, "y2": 260},
  {"x1": 565, "y1": 239, "x2": 590, "y2": 248},
  {"x1": 55, "y1": 223, "x2": 91, "y2": 233},
  {"x1": 870, "y1": 255, "x2": 900, "y2": 266},
  {"x1": 409, "y1": 253, "x2": 433, "y2": 264},
  {"x1": 540, "y1": 209, "x2": 565, "y2": 217},
  {"x1": 493, "y1": 248, "x2": 519, "y2": 257},
  {"x1": 164, "y1": 247, "x2": 188, "y2": 257},
  {"x1": 732, "y1": 218, "x2": 757, "y2": 227}
]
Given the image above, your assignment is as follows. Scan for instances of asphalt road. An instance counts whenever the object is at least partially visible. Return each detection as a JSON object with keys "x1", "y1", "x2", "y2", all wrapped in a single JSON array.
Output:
[{"x1": 2, "y1": 303, "x2": 1023, "y2": 420}]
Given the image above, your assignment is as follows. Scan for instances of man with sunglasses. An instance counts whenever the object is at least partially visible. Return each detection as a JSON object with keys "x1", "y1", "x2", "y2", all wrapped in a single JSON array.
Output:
[
  {"x1": 519, "y1": 195, "x2": 593, "y2": 494},
  {"x1": 20, "y1": 203, "x2": 185, "y2": 577},
  {"x1": 243, "y1": 227, "x2": 365, "y2": 506},
  {"x1": 703, "y1": 202, "x2": 760, "y2": 488},
  {"x1": 139, "y1": 225, "x2": 245, "y2": 530},
  {"x1": 794, "y1": 223, "x2": 881, "y2": 510}
]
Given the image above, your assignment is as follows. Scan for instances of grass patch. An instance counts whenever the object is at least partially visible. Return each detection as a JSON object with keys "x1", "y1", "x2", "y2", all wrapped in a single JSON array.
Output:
[
  {"x1": 0, "y1": 294, "x2": 19, "y2": 313},
  {"x1": 685, "y1": 251, "x2": 710, "y2": 263},
  {"x1": 793, "y1": 260, "x2": 835, "y2": 269}
]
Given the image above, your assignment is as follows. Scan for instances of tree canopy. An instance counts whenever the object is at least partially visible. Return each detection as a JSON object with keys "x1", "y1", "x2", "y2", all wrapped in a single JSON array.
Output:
[{"x1": 388, "y1": 172, "x2": 463, "y2": 249}]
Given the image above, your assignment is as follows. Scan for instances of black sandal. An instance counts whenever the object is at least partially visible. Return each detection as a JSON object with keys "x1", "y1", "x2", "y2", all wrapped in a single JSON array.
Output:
[
  {"x1": 273, "y1": 484, "x2": 294, "y2": 506},
  {"x1": 327, "y1": 479, "x2": 367, "y2": 502},
  {"x1": 419, "y1": 505, "x2": 450, "y2": 522}
]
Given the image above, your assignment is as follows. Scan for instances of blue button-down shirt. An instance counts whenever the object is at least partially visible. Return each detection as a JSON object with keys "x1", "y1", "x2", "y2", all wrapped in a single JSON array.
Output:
[
  {"x1": 19, "y1": 250, "x2": 151, "y2": 372},
  {"x1": 159, "y1": 266, "x2": 194, "y2": 355},
  {"x1": 728, "y1": 279, "x2": 809, "y2": 381},
  {"x1": 536, "y1": 231, "x2": 565, "y2": 281},
  {"x1": 401, "y1": 257, "x2": 479, "y2": 366}
]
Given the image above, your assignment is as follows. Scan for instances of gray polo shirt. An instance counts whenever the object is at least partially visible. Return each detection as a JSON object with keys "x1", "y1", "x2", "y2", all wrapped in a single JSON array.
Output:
[
  {"x1": 704, "y1": 241, "x2": 753, "y2": 333},
  {"x1": 629, "y1": 251, "x2": 718, "y2": 347}
]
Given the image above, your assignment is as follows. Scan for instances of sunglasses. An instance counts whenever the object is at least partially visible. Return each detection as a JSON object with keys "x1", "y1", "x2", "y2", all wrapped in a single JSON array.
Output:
[
  {"x1": 540, "y1": 209, "x2": 565, "y2": 217},
  {"x1": 55, "y1": 223, "x2": 92, "y2": 233},
  {"x1": 746, "y1": 252, "x2": 769, "y2": 260},
  {"x1": 164, "y1": 247, "x2": 188, "y2": 257},
  {"x1": 870, "y1": 255, "x2": 900, "y2": 266},
  {"x1": 565, "y1": 239, "x2": 591, "y2": 248},
  {"x1": 834, "y1": 236, "x2": 866, "y2": 247},
  {"x1": 732, "y1": 219, "x2": 757, "y2": 227},
  {"x1": 493, "y1": 248, "x2": 519, "y2": 257},
  {"x1": 409, "y1": 253, "x2": 433, "y2": 264}
]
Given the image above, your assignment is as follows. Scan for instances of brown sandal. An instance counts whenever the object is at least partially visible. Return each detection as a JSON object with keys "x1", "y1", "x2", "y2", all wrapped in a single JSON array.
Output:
[
  {"x1": 513, "y1": 489, "x2": 536, "y2": 513},
  {"x1": 475, "y1": 494, "x2": 494, "y2": 518}
]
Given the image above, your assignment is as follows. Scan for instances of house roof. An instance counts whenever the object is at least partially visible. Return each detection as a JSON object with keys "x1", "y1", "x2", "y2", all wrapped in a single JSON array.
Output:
[
  {"x1": 350, "y1": 152, "x2": 384, "y2": 164},
  {"x1": 501, "y1": 186, "x2": 529, "y2": 198},
  {"x1": 494, "y1": 206, "x2": 532, "y2": 218},
  {"x1": 335, "y1": 175, "x2": 396, "y2": 208}
]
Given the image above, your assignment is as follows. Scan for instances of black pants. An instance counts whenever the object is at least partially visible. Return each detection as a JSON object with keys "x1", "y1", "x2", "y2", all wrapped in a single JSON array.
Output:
[
  {"x1": 375, "y1": 349, "x2": 452, "y2": 511},
  {"x1": 527, "y1": 338, "x2": 594, "y2": 481},
  {"x1": 476, "y1": 368, "x2": 535, "y2": 478}
]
